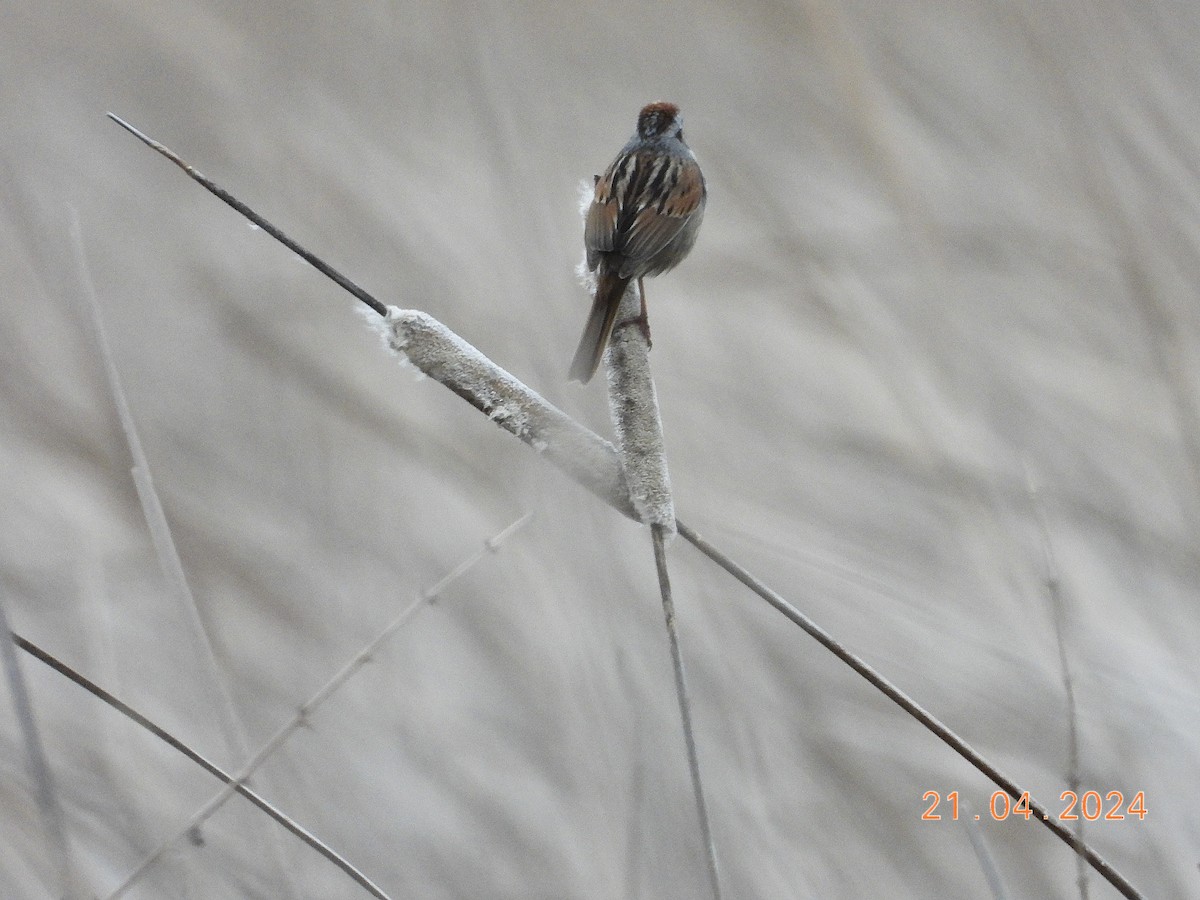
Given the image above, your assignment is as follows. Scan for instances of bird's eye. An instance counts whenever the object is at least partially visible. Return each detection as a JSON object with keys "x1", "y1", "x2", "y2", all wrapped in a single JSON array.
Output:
[{"x1": 675, "y1": 129, "x2": 684, "y2": 140}]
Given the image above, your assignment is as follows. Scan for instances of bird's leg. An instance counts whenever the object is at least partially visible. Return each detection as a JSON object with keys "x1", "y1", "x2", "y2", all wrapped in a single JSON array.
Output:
[
  {"x1": 628, "y1": 278, "x2": 652, "y2": 347},
  {"x1": 615, "y1": 278, "x2": 652, "y2": 348},
  {"x1": 637, "y1": 279, "x2": 652, "y2": 347}
]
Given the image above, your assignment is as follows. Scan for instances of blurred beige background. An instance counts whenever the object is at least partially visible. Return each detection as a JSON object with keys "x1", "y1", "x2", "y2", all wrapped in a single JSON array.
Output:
[{"x1": 2, "y1": 1, "x2": 1197, "y2": 897}]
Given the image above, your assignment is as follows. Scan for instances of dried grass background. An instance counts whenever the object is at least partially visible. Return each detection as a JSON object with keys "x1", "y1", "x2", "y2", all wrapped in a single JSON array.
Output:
[{"x1": 2, "y1": 1, "x2": 1198, "y2": 897}]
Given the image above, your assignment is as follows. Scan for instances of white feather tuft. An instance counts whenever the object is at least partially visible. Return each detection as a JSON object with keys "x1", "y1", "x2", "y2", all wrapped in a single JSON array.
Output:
[{"x1": 576, "y1": 178, "x2": 595, "y2": 219}]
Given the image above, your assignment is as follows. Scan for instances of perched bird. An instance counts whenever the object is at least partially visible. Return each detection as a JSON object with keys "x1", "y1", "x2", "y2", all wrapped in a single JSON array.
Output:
[{"x1": 569, "y1": 102, "x2": 706, "y2": 383}]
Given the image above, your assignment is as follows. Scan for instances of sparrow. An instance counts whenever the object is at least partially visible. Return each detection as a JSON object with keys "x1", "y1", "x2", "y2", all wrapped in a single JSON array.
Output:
[{"x1": 568, "y1": 102, "x2": 706, "y2": 383}]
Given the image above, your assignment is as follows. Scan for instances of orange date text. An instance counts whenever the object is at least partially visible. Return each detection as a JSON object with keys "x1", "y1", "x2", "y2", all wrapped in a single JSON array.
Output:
[{"x1": 921, "y1": 790, "x2": 1146, "y2": 822}]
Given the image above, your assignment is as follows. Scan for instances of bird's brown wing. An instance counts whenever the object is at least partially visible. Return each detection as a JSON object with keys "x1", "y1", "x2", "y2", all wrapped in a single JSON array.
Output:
[
  {"x1": 615, "y1": 156, "x2": 705, "y2": 273},
  {"x1": 584, "y1": 154, "x2": 629, "y2": 269},
  {"x1": 586, "y1": 151, "x2": 705, "y2": 275}
]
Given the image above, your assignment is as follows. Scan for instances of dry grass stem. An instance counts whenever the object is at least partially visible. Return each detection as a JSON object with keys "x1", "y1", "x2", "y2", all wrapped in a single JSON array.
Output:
[
  {"x1": 100, "y1": 514, "x2": 529, "y2": 899},
  {"x1": 652, "y1": 524, "x2": 721, "y2": 900},
  {"x1": 0, "y1": 600, "x2": 82, "y2": 899},
  {"x1": 11, "y1": 634, "x2": 391, "y2": 900}
]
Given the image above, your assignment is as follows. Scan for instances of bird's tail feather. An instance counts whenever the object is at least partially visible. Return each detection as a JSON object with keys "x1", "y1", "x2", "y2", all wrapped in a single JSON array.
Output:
[{"x1": 568, "y1": 275, "x2": 630, "y2": 383}]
